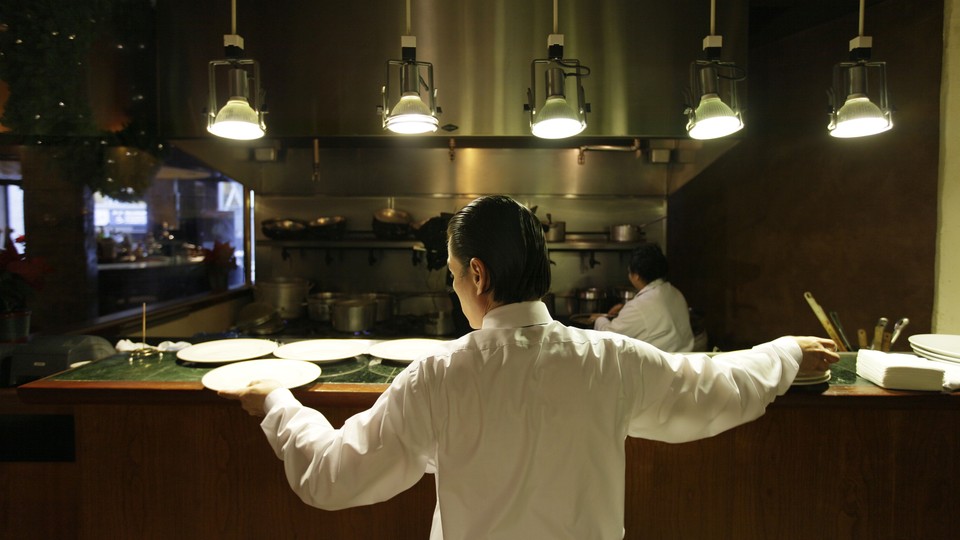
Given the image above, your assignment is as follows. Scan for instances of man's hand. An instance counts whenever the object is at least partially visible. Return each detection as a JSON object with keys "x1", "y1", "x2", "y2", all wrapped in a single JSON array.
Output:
[
  {"x1": 792, "y1": 336, "x2": 840, "y2": 373},
  {"x1": 218, "y1": 379, "x2": 284, "y2": 417}
]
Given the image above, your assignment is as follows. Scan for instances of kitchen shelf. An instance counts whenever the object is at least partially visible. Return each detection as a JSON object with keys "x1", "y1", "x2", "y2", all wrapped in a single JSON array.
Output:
[
  {"x1": 256, "y1": 233, "x2": 645, "y2": 252},
  {"x1": 257, "y1": 238, "x2": 425, "y2": 250}
]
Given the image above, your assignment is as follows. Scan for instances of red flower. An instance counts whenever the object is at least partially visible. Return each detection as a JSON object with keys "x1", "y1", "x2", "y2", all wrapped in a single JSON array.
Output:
[
  {"x1": 202, "y1": 241, "x2": 238, "y2": 270},
  {"x1": 1, "y1": 232, "x2": 53, "y2": 312}
]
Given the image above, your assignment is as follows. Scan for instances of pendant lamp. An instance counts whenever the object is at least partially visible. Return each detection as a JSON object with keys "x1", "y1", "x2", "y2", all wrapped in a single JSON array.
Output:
[
  {"x1": 379, "y1": 0, "x2": 440, "y2": 134},
  {"x1": 684, "y1": 0, "x2": 745, "y2": 140},
  {"x1": 206, "y1": 0, "x2": 266, "y2": 140},
  {"x1": 524, "y1": 0, "x2": 591, "y2": 139},
  {"x1": 827, "y1": 0, "x2": 892, "y2": 138}
]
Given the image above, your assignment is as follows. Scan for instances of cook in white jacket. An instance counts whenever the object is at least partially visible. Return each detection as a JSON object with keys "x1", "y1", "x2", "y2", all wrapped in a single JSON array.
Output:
[
  {"x1": 220, "y1": 195, "x2": 839, "y2": 540},
  {"x1": 593, "y1": 244, "x2": 695, "y2": 352}
]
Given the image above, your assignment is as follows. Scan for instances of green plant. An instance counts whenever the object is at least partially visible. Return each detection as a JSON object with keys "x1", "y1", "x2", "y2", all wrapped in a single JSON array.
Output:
[{"x1": 0, "y1": 232, "x2": 52, "y2": 313}]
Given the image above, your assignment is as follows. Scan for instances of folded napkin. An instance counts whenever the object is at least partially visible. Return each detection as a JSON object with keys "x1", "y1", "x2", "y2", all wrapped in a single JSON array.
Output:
[
  {"x1": 115, "y1": 340, "x2": 193, "y2": 353},
  {"x1": 856, "y1": 349, "x2": 960, "y2": 392}
]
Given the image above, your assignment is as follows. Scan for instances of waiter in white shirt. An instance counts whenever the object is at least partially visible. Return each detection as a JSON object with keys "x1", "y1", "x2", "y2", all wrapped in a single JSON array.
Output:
[
  {"x1": 220, "y1": 195, "x2": 839, "y2": 540},
  {"x1": 592, "y1": 244, "x2": 696, "y2": 352}
]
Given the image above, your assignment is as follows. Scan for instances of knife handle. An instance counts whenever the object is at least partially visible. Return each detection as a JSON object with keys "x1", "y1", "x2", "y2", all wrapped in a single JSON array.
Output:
[
  {"x1": 857, "y1": 328, "x2": 868, "y2": 350},
  {"x1": 802, "y1": 292, "x2": 848, "y2": 351},
  {"x1": 881, "y1": 331, "x2": 893, "y2": 352},
  {"x1": 872, "y1": 325, "x2": 885, "y2": 350}
]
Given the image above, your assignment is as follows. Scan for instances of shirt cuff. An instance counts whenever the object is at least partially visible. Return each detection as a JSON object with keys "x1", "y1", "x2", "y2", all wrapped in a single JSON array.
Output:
[{"x1": 263, "y1": 387, "x2": 297, "y2": 415}]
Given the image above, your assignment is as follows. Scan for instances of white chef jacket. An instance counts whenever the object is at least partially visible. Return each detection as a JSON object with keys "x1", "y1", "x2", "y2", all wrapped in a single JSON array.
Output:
[
  {"x1": 261, "y1": 301, "x2": 802, "y2": 540},
  {"x1": 593, "y1": 278, "x2": 696, "y2": 352}
]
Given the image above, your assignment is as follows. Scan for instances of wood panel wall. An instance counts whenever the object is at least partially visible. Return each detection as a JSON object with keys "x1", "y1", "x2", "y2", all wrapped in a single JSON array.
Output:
[
  {"x1": 668, "y1": 0, "x2": 943, "y2": 350},
  {"x1": 27, "y1": 397, "x2": 952, "y2": 540}
]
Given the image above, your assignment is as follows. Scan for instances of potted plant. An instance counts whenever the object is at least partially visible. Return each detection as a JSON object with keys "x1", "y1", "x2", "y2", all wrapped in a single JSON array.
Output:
[
  {"x1": 202, "y1": 241, "x2": 238, "y2": 292},
  {"x1": 0, "y1": 232, "x2": 52, "y2": 342}
]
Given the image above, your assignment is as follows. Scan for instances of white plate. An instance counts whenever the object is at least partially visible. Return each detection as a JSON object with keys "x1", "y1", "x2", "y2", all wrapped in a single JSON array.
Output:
[
  {"x1": 201, "y1": 359, "x2": 321, "y2": 392},
  {"x1": 908, "y1": 334, "x2": 960, "y2": 359},
  {"x1": 177, "y1": 338, "x2": 278, "y2": 363},
  {"x1": 274, "y1": 339, "x2": 375, "y2": 363},
  {"x1": 366, "y1": 338, "x2": 447, "y2": 363},
  {"x1": 911, "y1": 346, "x2": 960, "y2": 364},
  {"x1": 793, "y1": 370, "x2": 831, "y2": 386}
]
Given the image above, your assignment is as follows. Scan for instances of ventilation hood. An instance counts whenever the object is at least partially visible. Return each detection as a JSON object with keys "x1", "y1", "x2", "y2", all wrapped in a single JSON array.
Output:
[{"x1": 157, "y1": 0, "x2": 748, "y2": 139}]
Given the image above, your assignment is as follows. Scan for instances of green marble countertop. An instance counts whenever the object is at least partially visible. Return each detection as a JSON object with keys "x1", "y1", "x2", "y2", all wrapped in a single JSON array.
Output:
[
  {"x1": 47, "y1": 349, "x2": 860, "y2": 387},
  {"x1": 50, "y1": 351, "x2": 409, "y2": 385}
]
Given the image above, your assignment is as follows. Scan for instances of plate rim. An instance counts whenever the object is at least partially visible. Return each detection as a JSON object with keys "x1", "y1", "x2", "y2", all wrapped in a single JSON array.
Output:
[
  {"x1": 177, "y1": 338, "x2": 279, "y2": 363},
  {"x1": 367, "y1": 338, "x2": 446, "y2": 363},
  {"x1": 911, "y1": 346, "x2": 960, "y2": 364},
  {"x1": 201, "y1": 358, "x2": 321, "y2": 391},
  {"x1": 792, "y1": 369, "x2": 831, "y2": 385},
  {"x1": 907, "y1": 334, "x2": 960, "y2": 359},
  {"x1": 274, "y1": 338, "x2": 375, "y2": 363}
]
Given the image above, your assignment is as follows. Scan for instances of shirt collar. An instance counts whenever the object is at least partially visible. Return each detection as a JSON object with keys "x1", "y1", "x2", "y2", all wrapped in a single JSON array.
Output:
[
  {"x1": 637, "y1": 278, "x2": 666, "y2": 295},
  {"x1": 481, "y1": 301, "x2": 553, "y2": 329}
]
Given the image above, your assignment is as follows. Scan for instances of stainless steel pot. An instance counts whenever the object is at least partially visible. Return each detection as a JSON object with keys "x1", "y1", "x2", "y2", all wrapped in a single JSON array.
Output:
[
  {"x1": 613, "y1": 287, "x2": 636, "y2": 303},
  {"x1": 255, "y1": 277, "x2": 311, "y2": 320},
  {"x1": 609, "y1": 224, "x2": 644, "y2": 242},
  {"x1": 544, "y1": 221, "x2": 566, "y2": 242},
  {"x1": 352, "y1": 293, "x2": 394, "y2": 322},
  {"x1": 331, "y1": 299, "x2": 378, "y2": 333},
  {"x1": 306, "y1": 292, "x2": 344, "y2": 322},
  {"x1": 577, "y1": 287, "x2": 608, "y2": 313}
]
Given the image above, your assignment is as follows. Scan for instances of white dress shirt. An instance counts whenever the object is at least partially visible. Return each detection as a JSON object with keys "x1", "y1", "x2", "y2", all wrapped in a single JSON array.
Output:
[
  {"x1": 593, "y1": 278, "x2": 696, "y2": 352},
  {"x1": 261, "y1": 301, "x2": 802, "y2": 540}
]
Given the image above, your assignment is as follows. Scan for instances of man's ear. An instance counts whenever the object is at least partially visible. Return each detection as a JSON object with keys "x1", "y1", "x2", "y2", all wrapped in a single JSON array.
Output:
[{"x1": 469, "y1": 257, "x2": 488, "y2": 295}]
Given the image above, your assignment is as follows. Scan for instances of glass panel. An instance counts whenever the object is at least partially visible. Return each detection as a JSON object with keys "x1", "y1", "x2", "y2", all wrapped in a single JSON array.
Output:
[{"x1": 95, "y1": 172, "x2": 248, "y2": 316}]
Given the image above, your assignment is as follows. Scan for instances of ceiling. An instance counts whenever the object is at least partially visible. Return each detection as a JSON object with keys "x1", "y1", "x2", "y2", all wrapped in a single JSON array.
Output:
[{"x1": 747, "y1": 0, "x2": 890, "y2": 46}]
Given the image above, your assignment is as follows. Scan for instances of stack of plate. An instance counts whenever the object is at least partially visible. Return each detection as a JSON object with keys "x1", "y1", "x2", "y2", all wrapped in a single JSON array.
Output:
[
  {"x1": 792, "y1": 369, "x2": 831, "y2": 386},
  {"x1": 908, "y1": 334, "x2": 960, "y2": 364}
]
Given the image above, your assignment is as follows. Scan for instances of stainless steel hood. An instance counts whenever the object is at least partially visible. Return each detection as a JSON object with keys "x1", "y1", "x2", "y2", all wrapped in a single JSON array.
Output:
[{"x1": 157, "y1": 0, "x2": 748, "y2": 139}]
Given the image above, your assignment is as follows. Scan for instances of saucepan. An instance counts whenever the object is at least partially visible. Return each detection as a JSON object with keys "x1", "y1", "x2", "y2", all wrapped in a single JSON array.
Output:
[
  {"x1": 543, "y1": 213, "x2": 566, "y2": 242},
  {"x1": 306, "y1": 292, "x2": 344, "y2": 322},
  {"x1": 261, "y1": 218, "x2": 308, "y2": 240},
  {"x1": 372, "y1": 208, "x2": 412, "y2": 240},
  {"x1": 306, "y1": 216, "x2": 347, "y2": 240},
  {"x1": 609, "y1": 224, "x2": 644, "y2": 242},
  {"x1": 331, "y1": 298, "x2": 378, "y2": 333},
  {"x1": 255, "y1": 277, "x2": 312, "y2": 320}
]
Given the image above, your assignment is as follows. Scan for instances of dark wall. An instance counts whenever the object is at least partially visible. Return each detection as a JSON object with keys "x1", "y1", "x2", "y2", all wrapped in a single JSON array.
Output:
[{"x1": 668, "y1": 0, "x2": 942, "y2": 350}]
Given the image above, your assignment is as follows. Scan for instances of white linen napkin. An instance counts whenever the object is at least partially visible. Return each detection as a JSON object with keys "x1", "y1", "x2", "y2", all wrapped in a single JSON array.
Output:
[
  {"x1": 115, "y1": 339, "x2": 192, "y2": 353},
  {"x1": 856, "y1": 349, "x2": 960, "y2": 393}
]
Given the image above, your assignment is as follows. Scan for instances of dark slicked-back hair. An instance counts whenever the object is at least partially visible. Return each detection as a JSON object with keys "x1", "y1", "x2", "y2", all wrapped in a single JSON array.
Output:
[
  {"x1": 628, "y1": 243, "x2": 668, "y2": 283},
  {"x1": 447, "y1": 195, "x2": 551, "y2": 303}
]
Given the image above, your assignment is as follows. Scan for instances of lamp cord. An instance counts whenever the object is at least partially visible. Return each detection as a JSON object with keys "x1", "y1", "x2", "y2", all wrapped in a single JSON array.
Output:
[
  {"x1": 553, "y1": 0, "x2": 558, "y2": 34},
  {"x1": 406, "y1": 0, "x2": 411, "y2": 35},
  {"x1": 858, "y1": 0, "x2": 865, "y2": 36},
  {"x1": 710, "y1": 0, "x2": 716, "y2": 35},
  {"x1": 231, "y1": 0, "x2": 237, "y2": 34}
]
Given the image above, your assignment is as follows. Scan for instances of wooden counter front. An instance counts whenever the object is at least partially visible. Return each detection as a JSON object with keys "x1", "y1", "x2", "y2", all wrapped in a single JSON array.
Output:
[{"x1": 9, "y1": 354, "x2": 960, "y2": 539}]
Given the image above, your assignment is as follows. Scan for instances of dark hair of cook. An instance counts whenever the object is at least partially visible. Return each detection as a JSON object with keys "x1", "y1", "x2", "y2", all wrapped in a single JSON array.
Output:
[
  {"x1": 628, "y1": 243, "x2": 668, "y2": 283},
  {"x1": 447, "y1": 195, "x2": 551, "y2": 303}
]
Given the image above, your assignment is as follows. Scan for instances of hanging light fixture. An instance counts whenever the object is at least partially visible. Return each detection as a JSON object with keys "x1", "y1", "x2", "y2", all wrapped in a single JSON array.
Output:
[
  {"x1": 524, "y1": 0, "x2": 591, "y2": 139},
  {"x1": 684, "y1": 0, "x2": 745, "y2": 140},
  {"x1": 379, "y1": 0, "x2": 440, "y2": 134},
  {"x1": 206, "y1": 0, "x2": 266, "y2": 140},
  {"x1": 827, "y1": 0, "x2": 892, "y2": 138}
]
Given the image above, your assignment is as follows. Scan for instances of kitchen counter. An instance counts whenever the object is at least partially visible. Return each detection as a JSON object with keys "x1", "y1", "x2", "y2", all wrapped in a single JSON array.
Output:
[
  {"x1": 8, "y1": 351, "x2": 960, "y2": 540},
  {"x1": 16, "y1": 350, "x2": 959, "y2": 407}
]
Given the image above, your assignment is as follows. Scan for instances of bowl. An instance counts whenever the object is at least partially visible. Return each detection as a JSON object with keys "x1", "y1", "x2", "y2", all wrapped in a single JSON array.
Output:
[
  {"x1": 306, "y1": 216, "x2": 347, "y2": 240},
  {"x1": 261, "y1": 218, "x2": 308, "y2": 240}
]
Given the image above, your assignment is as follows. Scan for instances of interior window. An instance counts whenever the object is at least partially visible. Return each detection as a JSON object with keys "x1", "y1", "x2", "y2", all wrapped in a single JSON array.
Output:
[{"x1": 95, "y1": 171, "x2": 248, "y2": 316}]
